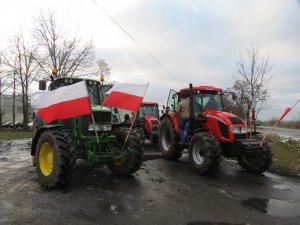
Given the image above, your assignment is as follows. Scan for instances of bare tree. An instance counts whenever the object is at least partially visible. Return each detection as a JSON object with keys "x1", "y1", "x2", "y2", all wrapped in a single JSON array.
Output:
[
  {"x1": 0, "y1": 55, "x2": 13, "y2": 127},
  {"x1": 230, "y1": 45, "x2": 272, "y2": 131},
  {"x1": 98, "y1": 59, "x2": 111, "y2": 81},
  {"x1": 1, "y1": 33, "x2": 41, "y2": 128},
  {"x1": 33, "y1": 10, "x2": 95, "y2": 78}
]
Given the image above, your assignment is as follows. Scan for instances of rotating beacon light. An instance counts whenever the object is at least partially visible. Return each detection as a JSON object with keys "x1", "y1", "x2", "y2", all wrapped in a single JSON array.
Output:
[
  {"x1": 51, "y1": 67, "x2": 58, "y2": 80},
  {"x1": 100, "y1": 74, "x2": 105, "y2": 84}
]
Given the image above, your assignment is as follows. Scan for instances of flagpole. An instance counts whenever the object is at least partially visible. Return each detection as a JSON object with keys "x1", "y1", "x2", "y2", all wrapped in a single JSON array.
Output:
[
  {"x1": 122, "y1": 83, "x2": 149, "y2": 150},
  {"x1": 91, "y1": 113, "x2": 100, "y2": 144},
  {"x1": 260, "y1": 99, "x2": 300, "y2": 145}
]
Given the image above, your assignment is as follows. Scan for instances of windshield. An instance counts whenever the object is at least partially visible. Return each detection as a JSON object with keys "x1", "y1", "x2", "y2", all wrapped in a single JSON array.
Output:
[
  {"x1": 87, "y1": 82, "x2": 101, "y2": 105},
  {"x1": 139, "y1": 104, "x2": 159, "y2": 118},
  {"x1": 193, "y1": 91, "x2": 223, "y2": 113},
  {"x1": 99, "y1": 84, "x2": 113, "y2": 104}
]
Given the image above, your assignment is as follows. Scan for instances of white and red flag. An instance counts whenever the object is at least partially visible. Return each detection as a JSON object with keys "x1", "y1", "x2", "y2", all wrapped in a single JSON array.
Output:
[
  {"x1": 37, "y1": 81, "x2": 92, "y2": 123},
  {"x1": 102, "y1": 83, "x2": 149, "y2": 112}
]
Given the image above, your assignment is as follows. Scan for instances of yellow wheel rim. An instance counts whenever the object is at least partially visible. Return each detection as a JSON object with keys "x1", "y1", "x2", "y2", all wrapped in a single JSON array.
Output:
[
  {"x1": 114, "y1": 157, "x2": 126, "y2": 166},
  {"x1": 39, "y1": 143, "x2": 54, "y2": 176}
]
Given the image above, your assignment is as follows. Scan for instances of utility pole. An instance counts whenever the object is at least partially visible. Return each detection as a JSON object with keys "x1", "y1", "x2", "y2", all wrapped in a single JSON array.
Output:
[{"x1": 12, "y1": 69, "x2": 16, "y2": 128}]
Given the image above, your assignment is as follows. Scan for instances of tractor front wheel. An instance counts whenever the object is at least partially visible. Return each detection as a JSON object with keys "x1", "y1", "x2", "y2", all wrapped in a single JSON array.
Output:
[
  {"x1": 237, "y1": 143, "x2": 272, "y2": 174},
  {"x1": 189, "y1": 132, "x2": 222, "y2": 175},
  {"x1": 35, "y1": 130, "x2": 76, "y2": 189},
  {"x1": 158, "y1": 117, "x2": 183, "y2": 160},
  {"x1": 109, "y1": 127, "x2": 144, "y2": 175}
]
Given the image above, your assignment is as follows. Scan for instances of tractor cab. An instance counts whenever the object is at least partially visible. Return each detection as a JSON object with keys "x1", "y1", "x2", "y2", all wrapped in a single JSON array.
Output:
[
  {"x1": 48, "y1": 77, "x2": 101, "y2": 105},
  {"x1": 167, "y1": 86, "x2": 224, "y2": 114}
]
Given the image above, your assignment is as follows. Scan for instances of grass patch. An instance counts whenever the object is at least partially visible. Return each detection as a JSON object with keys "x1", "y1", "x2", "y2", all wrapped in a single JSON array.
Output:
[
  {"x1": 266, "y1": 134, "x2": 300, "y2": 177},
  {"x1": 0, "y1": 129, "x2": 32, "y2": 141}
]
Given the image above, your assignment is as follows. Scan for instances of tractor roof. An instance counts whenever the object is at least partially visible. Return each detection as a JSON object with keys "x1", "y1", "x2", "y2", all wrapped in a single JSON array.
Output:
[
  {"x1": 180, "y1": 86, "x2": 223, "y2": 92},
  {"x1": 142, "y1": 102, "x2": 159, "y2": 105},
  {"x1": 55, "y1": 77, "x2": 100, "y2": 84}
]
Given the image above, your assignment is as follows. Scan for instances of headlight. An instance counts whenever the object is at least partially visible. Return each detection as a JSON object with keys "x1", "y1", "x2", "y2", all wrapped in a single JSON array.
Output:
[
  {"x1": 230, "y1": 126, "x2": 246, "y2": 134},
  {"x1": 88, "y1": 123, "x2": 112, "y2": 131}
]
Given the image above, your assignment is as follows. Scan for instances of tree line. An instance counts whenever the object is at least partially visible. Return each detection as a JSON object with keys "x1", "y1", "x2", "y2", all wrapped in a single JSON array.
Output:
[{"x1": 0, "y1": 11, "x2": 111, "y2": 129}]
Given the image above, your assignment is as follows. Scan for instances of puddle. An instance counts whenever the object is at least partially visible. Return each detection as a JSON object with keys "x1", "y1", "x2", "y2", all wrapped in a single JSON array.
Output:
[
  {"x1": 187, "y1": 222, "x2": 246, "y2": 225},
  {"x1": 242, "y1": 197, "x2": 300, "y2": 217},
  {"x1": 273, "y1": 184, "x2": 290, "y2": 190}
]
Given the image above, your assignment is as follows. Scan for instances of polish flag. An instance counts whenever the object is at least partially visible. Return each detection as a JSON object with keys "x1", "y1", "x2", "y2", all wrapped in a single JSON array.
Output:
[
  {"x1": 37, "y1": 81, "x2": 92, "y2": 123},
  {"x1": 278, "y1": 107, "x2": 292, "y2": 122},
  {"x1": 102, "y1": 83, "x2": 149, "y2": 112}
]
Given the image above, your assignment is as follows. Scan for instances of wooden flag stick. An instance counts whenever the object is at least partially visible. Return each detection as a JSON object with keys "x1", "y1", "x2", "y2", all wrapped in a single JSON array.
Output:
[{"x1": 91, "y1": 113, "x2": 100, "y2": 144}]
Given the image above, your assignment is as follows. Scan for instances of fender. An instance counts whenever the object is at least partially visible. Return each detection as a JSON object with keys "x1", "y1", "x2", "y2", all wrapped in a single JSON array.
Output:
[
  {"x1": 31, "y1": 125, "x2": 65, "y2": 156},
  {"x1": 160, "y1": 111, "x2": 180, "y2": 134}
]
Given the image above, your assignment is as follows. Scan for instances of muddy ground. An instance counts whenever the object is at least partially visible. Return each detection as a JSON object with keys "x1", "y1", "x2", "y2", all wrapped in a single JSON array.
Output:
[{"x1": 0, "y1": 139, "x2": 299, "y2": 225}]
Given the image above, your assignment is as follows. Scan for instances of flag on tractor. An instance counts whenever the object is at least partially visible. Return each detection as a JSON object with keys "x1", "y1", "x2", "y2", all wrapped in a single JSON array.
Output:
[
  {"x1": 260, "y1": 99, "x2": 300, "y2": 145},
  {"x1": 101, "y1": 83, "x2": 149, "y2": 112},
  {"x1": 278, "y1": 107, "x2": 292, "y2": 122},
  {"x1": 37, "y1": 81, "x2": 92, "y2": 123}
]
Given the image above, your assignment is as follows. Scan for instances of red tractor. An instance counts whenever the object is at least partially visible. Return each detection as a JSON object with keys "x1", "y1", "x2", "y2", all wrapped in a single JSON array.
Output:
[
  {"x1": 138, "y1": 102, "x2": 160, "y2": 143},
  {"x1": 159, "y1": 84, "x2": 272, "y2": 175}
]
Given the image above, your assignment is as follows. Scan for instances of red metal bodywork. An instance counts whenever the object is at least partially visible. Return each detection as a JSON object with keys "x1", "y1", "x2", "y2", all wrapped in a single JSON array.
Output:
[
  {"x1": 144, "y1": 115, "x2": 159, "y2": 135},
  {"x1": 202, "y1": 110, "x2": 246, "y2": 143}
]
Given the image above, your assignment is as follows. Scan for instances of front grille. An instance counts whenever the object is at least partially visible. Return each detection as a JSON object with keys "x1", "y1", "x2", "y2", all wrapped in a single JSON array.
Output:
[
  {"x1": 218, "y1": 121, "x2": 229, "y2": 139},
  {"x1": 152, "y1": 126, "x2": 159, "y2": 131},
  {"x1": 82, "y1": 111, "x2": 112, "y2": 136},
  {"x1": 229, "y1": 117, "x2": 244, "y2": 124},
  {"x1": 234, "y1": 133, "x2": 247, "y2": 139},
  {"x1": 89, "y1": 111, "x2": 111, "y2": 123},
  {"x1": 151, "y1": 120, "x2": 159, "y2": 125}
]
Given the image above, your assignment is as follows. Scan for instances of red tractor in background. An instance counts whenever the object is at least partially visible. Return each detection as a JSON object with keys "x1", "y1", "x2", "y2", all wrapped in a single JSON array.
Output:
[
  {"x1": 137, "y1": 102, "x2": 160, "y2": 143},
  {"x1": 159, "y1": 84, "x2": 272, "y2": 175}
]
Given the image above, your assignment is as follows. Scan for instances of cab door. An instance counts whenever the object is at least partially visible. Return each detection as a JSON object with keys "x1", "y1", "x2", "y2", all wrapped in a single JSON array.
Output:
[{"x1": 167, "y1": 89, "x2": 178, "y2": 112}]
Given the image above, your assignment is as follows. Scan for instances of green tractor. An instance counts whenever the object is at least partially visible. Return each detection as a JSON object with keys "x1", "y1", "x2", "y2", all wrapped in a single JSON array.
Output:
[{"x1": 31, "y1": 77, "x2": 144, "y2": 189}]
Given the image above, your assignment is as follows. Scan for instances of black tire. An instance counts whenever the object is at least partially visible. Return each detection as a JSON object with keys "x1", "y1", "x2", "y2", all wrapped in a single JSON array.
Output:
[
  {"x1": 35, "y1": 129, "x2": 76, "y2": 189},
  {"x1": 237, "y1": 142, "x2": 272, "y2": 174},
  {"x1": 109, "y1": 127, "x2": 144, "y2": 175},
  {"x1": 189, "y1": 132, "x2": 222, "y2": 175},
  {"x1": 132, "y1": 127, "x2": 145, "y2": 144},
  {"x1": 158, "y1": 116, "x2": 183, "y2": 160}
]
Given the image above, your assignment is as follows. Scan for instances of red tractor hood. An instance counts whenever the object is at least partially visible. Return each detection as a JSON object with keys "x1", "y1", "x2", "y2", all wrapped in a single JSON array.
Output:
[
  {"x1": 202, "y1": 110, "x2": 247, "y2": 142},
  {"x1": 203, "y1": 110, "x2": 246, "y2": 127},
  {"x1": 144, "y1": 115, "x2": 160, "y2": 134}
]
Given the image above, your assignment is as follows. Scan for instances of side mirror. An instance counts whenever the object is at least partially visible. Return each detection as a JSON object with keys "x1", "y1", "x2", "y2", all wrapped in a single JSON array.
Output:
[
  {"x1": 166, "y1": 106, "x2": 170, "y2": 113},
  {"x1": 231, "y1": 92, "x2": 236, "y2": 101},
  {"x1": 39, "y1": 80, "x2": 47, "y2": 90}
]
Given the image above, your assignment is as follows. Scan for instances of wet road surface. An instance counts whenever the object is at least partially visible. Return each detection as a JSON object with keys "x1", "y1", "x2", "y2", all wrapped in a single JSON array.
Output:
[
  {"x1": 0, "y1": 139, "x2": 300, "y2": 225},
  {"x1": 258, "y1": 126, "x2": 300, "y2": 140}
]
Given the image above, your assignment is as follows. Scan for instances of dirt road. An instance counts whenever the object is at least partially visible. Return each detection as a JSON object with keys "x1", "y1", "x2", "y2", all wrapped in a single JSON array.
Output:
[{"x1": 0, "y1": 139, "x2": 300, "y2": 225}]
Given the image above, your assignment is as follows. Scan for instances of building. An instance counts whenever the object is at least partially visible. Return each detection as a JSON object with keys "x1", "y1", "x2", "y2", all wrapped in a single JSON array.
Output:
[{"x1": 0, "y1": 94, "x2": 24, "y2": 123}]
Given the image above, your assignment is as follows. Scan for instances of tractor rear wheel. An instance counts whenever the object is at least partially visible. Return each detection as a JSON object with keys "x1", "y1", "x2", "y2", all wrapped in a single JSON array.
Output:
[
  {"x1": 109, "y1": 127, "x2": 144, "y2": 175},
  {"x1": 158, "y1": 117, "x2": 183, "y2": 160},
  {"x1": 237, "y1": 143, "x2": 272, "y2": 174},
  {"x1": 189, "y1": 132, "x2": 222, "y2": 175},
  {"x1": 35, "y1": 129, "x2": 76, "y2": 189}
]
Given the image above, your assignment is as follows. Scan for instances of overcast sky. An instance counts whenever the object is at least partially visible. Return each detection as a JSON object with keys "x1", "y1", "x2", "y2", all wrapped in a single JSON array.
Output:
[{"x1": 1, "y1": 0, "x2": 300, "y2": 120}]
